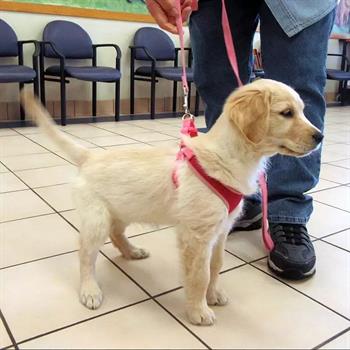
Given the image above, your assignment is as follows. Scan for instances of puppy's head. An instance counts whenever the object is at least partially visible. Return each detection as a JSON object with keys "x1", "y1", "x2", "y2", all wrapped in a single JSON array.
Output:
[{"x1": 224, "y1": 79, "x2": 323, "y2": 157}]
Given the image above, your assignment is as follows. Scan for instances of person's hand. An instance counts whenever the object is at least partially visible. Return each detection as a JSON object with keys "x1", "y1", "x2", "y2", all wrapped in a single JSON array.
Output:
[{"x1": 145, "y1": 0, "x2": 193, "y2": 34}]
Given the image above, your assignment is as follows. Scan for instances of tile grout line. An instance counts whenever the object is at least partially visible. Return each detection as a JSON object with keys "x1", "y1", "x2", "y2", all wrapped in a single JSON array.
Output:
[
  {"x1": 0, "y1": 161, "x2": 81, "y2": 236},
  {"x1": 308, "y1": 183, "x2": 347, "y2": 194},
  {"x1": 318, "y1": 227, "x2": 350, "y2": 239},
  {"x1": 0, "y1": 249, "x2": 78, "y2": 271},
  {"x1": 0, "y1": 163, "x2": 72, "y2": 173},
  {"x1": 0, "y1": 211, "x2": 55, "y2": 225},
  {"x1": 15, "y1": 298, "x2": 151, "y2": 348},
  {"x1": 99, "y1": 251, "x2": 212, "y2": 350},
  {"x1": 0, "y1": 181, "x2": 72, "y2": 195},
  {"x1": 312, "y1": 325, "x2": 350, "y2": 349},
  {"x1": 0, "y1": 308, "x2": 18, "y2": 350},
  {"x1": 325, "y1": 163, "x2": 350, "y2": 171},
  {"x1": 1, "y1": 213, "x2": 170, "y2": 270},
  {"x1": 17, "y1": 133, "x2": 79, "y2": 167},
  {"x1": 318, "y1": 238, "x2": 350, "y2": 253},
  {"x1": 250, "y1": 263, "x2": 350, "y2": 322},
  {"x1": 85, "y1": 123, "x2": 177, "y2": 145},
  {"x1": 224, "y1": 246, "x2": 267, "y2": 265},
  {"x1": 314, "y1": 200, "x2": 350, "y2": 214}
]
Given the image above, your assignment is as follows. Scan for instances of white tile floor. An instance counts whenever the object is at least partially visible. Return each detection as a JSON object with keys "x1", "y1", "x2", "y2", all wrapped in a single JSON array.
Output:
[{"x1": 0, "y1": 107, "x2": 349, "y2": 349}]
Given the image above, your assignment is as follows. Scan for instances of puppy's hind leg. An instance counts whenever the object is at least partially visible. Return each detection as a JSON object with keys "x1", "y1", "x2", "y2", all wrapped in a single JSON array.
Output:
[
  {"x1": 77, "y1": 195, "x2": 111, "y2": 310},
  {"x1": 110, "y1": 220, "x2": 149, "y2": 260}
]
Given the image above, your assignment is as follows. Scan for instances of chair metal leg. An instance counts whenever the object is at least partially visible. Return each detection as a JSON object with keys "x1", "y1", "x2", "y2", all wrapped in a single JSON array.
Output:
[
  {"x1": 33, "y1": 76, "x2": 39, "y2": 97},
  {"x1": 92, "y1": 81, "x2": 97, "y2": 122},
  {"x1": 188, "y1": 83, "x2": 192, "y2": 110},
  {"x1": 39, "y1": 52, "x2": 46, "y2": 106},
  {"x1": 150, "y1": 75, "x2": 156, "y2": 119},
  {"x1": 40, "y1": 77, "x2": 46, "y2": 106},
  {"x1": 130, "y1": 74, "x2": 135, "y2": 115},
  {"x1": 60, "y1": 75, "x2": 67, "y2": 126},
  {"x1": 19, "y1": 83, "x2": 25, "y2": 121},
  {"x1": 115, "y1": 80, "x2": 120, "y2": 122},
  {"x1": 194, "y1": 90, "x2": 200, "y2": 116},
  {"x1": 340, "y1": 81, "x2": 346, "y2": 106},
  {"x1": 172, "y1": 81, "x2": 177, "y2": 112}
]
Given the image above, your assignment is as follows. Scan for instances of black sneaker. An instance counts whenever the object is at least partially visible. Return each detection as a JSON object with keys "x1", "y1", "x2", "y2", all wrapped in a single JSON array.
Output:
[
  {"x1": 267, "y1": 223, "x2": 316, "y2": 280},
  {"x1": 230, "y1": 201, "x2": 262, "y2": 233}
]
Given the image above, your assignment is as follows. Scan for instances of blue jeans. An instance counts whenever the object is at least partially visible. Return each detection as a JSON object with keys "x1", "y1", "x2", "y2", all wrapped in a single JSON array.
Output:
[{"x1": 189, "y1": 0, "x2": 335, "y2": 224}]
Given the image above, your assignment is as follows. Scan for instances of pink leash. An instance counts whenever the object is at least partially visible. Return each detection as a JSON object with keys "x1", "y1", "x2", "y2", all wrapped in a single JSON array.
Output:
[{"x1": 175, "y1": 0, "x2": 274, "y2": 251}]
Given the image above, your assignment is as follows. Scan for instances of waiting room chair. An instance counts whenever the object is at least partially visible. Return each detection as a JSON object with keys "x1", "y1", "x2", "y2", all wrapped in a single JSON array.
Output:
[
  {"x1": 40, "y1": 20, "x2": 122, "y2": 126},
  {"x1": 0, "y1": 19, "x2": 39, "y2": 121},
  {"x1": 130, "y1": 27, "x2": 200, "y2": 119},
  {"x1": 327, "y1": 53, "x2": 350, "y2": 106}
]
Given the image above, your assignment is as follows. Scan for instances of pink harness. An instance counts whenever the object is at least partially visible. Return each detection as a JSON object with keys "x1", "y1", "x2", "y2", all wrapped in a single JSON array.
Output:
[
  {"x1": 172, "y1": 118, "x2": 244, "y2": 214},
  {"x1": 173, "y1": 0, "x2": 274, "y2": 251}
]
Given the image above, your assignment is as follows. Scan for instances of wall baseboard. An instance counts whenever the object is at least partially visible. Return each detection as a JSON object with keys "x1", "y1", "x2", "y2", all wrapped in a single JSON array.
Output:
[
  {"x1": 0, "y1": 96, "x2": 206, "y2": 121},
  {"x1": 0, "y1": 93, "x2": 344, "y2": 122}
]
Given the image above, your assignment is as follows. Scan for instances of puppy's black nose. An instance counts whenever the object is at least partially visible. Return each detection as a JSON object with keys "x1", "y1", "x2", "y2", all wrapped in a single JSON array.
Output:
[{"x1": 313, "y1": 132, "x2": 324, "y2": 144}]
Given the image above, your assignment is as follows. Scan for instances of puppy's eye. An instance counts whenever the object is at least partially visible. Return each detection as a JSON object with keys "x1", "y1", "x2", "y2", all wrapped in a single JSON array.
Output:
[{"x1": 280, "y1": 109, "x2": 293, "y2": 118}]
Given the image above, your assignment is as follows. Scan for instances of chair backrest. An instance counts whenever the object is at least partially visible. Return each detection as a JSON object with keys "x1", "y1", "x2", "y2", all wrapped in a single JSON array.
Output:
[
  {"x1": 43, "y1": 20, "x2": 93, "y2": 59},
  {"x1": 134, "y1": 27, "x2": 175, "y2": 61},
  {"x1": 0, "y1": 19, "x2": 18, "y2": 57}
]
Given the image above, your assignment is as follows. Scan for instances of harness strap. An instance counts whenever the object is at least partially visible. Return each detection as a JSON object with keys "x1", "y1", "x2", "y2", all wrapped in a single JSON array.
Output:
[{"x1": 176, "y1": 146, "x2": 243, "y2": 214}]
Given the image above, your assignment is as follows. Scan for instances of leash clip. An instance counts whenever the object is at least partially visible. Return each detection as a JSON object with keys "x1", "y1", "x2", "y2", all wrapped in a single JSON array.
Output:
[
  {"x1": 183, "y1": 91, "x2": 190, "y2": 115},
  {"x1": 182, "y1": 112, "x2": 194, "y2": 120}
]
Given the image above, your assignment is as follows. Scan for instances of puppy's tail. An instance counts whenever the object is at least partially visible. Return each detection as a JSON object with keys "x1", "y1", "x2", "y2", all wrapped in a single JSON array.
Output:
[{"x1": 21, "y1": 90, "x2": 89, "y2": 166}]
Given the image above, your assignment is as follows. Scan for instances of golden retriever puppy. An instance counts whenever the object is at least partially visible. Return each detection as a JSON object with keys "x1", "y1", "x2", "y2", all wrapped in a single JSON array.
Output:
[{"x1": 21, "y1": 79, "x2": 323, "y2": 326}]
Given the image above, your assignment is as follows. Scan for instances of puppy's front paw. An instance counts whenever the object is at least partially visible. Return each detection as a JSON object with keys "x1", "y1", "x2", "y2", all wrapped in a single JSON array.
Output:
[
  {"x1": 187, "y1": 305, "x2": 216, "y2": 326},
  {"x1": 80, "y1": 280, "x2": 103, "y2": 310},
  {"x1": 207, "y1": 288, "x2": 229, "y2": 306},
  {"x1": 127, "y1": 247, "x2": 150, "y2": 260}
]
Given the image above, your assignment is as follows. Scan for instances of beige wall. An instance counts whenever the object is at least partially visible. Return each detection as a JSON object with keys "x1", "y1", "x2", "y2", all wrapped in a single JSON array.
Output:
[
  {"x1": 0, "y1": 10, "x2": 191, "y2": 104},
  {"x1": 0, "y1": 11, "x2": 344, "y2": 108}
]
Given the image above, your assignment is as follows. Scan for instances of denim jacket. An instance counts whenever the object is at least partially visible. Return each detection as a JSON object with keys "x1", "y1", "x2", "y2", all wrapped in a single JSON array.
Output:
[
  {"x1": 197, "y1": 0, "x2": 337, "y2": 37},
  {"x1": 264, "y1": 0, "x2": 337, "y2": 37}
]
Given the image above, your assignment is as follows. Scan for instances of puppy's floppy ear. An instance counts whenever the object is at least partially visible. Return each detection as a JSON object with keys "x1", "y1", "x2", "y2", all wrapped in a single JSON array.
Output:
[{"x1": 227, "y1": 88, "x2": 271, "y2": 145}]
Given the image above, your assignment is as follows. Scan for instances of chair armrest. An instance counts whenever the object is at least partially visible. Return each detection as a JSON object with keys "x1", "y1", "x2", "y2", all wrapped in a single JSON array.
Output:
[
  {"x1": 93, "y1": 44, "x2": 122, "y2": 59},
  {"x1": 129, "y1": 46, "x2": 157, "y2": 63},
  {"x1": 93, "y1": 44, "x2": 122, "y2": 70},
  {"x1": 175, "y1": 47, "x2": 192, "y2": 67},
  {"x1": 18, "y1": 40, "x2": 40, "y2": 57},
  {"x1": 17, "y1": 40, "x2": 40, "y2": 71},
  {"x1": 175, "y1": 47, "x2": 192, "y2": 52},
  {"x1": 328, "y1": 53, "x2": 350, "y2": 70},
  {"x1": 40, "y1": 41, "x2": 66, "y2": 77},
  {"x1": 41, "y1": 41, "x2": 66, "y2": 59}
]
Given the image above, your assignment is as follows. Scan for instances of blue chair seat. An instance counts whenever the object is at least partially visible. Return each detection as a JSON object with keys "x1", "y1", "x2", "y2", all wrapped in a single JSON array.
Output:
[
  {"x1": 0, "y1": 65, "x2": 36, "y2": 83},
  {"x1": 327, "y1": 69, "x2": 350, "y2": 81},
  {"x1": 45, "y1": 65, "x2": 121, "y2": 82},
  {"x1": 135, "y1": 66, "x2": 194, "y2": 82}
]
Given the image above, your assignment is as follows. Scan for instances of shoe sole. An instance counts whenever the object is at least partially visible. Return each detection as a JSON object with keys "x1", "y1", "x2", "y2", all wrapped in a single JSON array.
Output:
[{"x1": 267, "y1": 256, "x2": 316, "y2": 280}]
